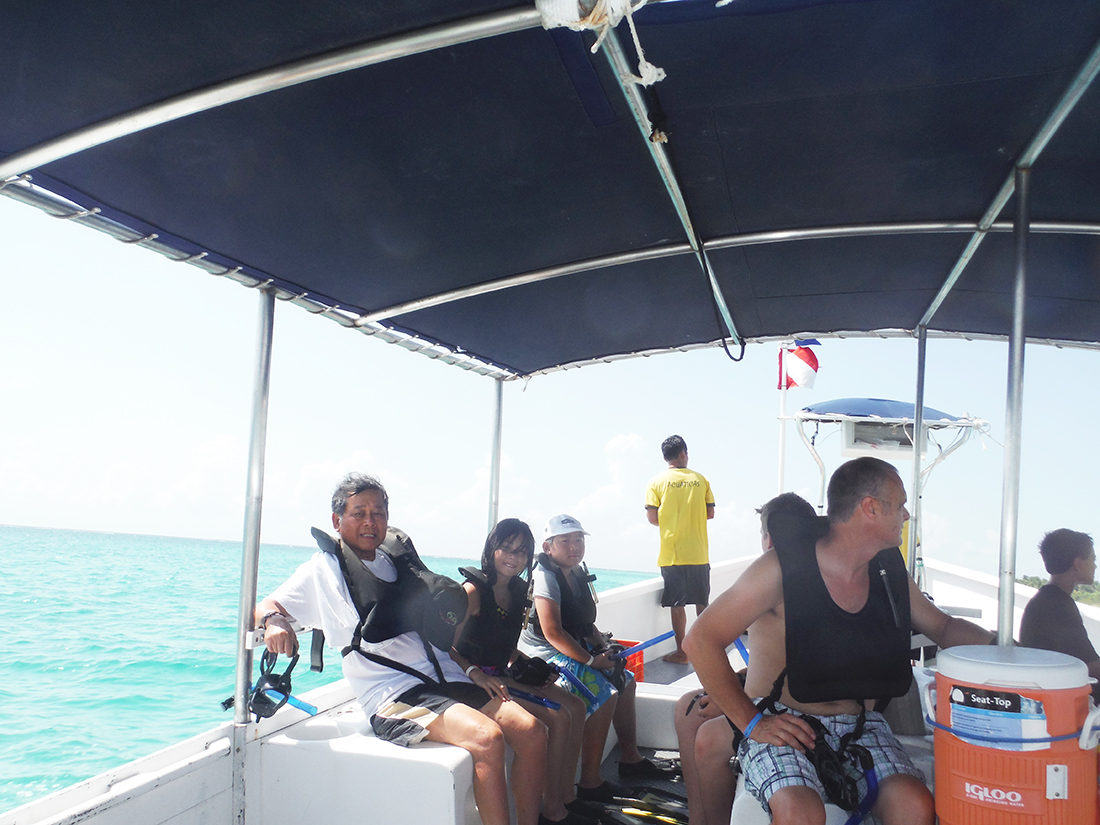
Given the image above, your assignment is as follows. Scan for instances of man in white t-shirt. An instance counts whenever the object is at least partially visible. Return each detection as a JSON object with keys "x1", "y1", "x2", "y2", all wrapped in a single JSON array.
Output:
[{"x1": 256, "y1": 473, "x2": 550, "y2": 825}]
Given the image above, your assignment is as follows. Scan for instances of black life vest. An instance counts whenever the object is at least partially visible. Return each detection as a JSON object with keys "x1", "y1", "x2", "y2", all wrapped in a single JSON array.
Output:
[
  {"x1": 454, "y1": 567, "x2": 530, "y2": 670},
  {"x1": 309, "y1": 526, "x2": 468, "y2": 677},
  {"x1": 528, "y1": 552, "x2": 597, "y2": 644},
  {"x1": 770, "y1": 516, "x2": 912, "y2": 704}
]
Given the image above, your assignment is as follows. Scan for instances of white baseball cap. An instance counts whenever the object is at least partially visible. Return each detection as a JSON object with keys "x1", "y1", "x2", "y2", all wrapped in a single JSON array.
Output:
[{"x1": 544, "y1": 514, "x2": 589, "y2": 540}]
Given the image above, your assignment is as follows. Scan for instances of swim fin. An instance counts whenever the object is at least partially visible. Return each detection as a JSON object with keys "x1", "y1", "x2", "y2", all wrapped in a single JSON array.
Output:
[
  {"x1": 571, "y1": 796, "x2": 687, "y2": 825},
  {"x1": 568, "y1": 799, "x2": 649, "y2": 825}
]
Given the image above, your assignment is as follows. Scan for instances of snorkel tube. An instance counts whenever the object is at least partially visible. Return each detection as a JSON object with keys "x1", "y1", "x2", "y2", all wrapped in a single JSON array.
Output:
[
  {"x1": 556, "y1": 663, "x2": 598, "y2": 703},
  {"x1": 508, "y1": 688, "x2": 562, "y2": 710},
  {"x1": 610, "y1": 630, "x2": 676, "y2": 659}
]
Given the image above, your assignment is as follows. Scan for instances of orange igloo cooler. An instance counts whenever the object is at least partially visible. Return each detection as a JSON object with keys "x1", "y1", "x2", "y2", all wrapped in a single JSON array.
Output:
[{"x1": 929, "y1": 645, "x2": 1097, "y2": 825}]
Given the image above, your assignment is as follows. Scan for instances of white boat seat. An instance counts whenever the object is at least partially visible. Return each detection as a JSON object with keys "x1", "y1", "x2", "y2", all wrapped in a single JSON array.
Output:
[{"x1": 260, "y1": 702, "x2": 482, "y2": 825}]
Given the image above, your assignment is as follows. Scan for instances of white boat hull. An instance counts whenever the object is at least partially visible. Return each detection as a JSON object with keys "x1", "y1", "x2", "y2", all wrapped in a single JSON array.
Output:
[{"x1": 6, "y1": 559, "x2": 1091, "y2": 825}]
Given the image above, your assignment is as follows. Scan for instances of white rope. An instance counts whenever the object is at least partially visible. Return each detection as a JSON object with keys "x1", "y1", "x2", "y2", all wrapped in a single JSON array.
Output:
[{"x1": 536, "y1": 0, "x2": 666, "y2": 86}]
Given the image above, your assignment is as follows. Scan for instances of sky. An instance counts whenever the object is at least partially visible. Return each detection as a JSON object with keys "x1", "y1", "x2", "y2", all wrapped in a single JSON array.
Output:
[{"x1": 2, "y1": 194, "x2": 1098, "y2": 579}]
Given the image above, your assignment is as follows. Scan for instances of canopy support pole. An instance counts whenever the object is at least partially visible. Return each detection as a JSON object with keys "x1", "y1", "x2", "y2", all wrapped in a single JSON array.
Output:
[
  {"x1": 600, "y1": 30, "x2": 741, "y2": 347},
  {"x1": 997, "y1": 167, "x2": 1029, "y2": 646},
  {"x1": 488, "y1": 377, "x2": 504, "y2": 534},
  {"x1": 793, "y1": 418, "x2": 827, "y2": 515},
  {"x1": 907, "y1": 327, "x2": 927, "y2": 579},
  {"x1": 920, "y1": 32, "x2": 1100, "y2": 328},
  {"x1": 231, "y1": 287, "x2": 276, "y2": 825}
]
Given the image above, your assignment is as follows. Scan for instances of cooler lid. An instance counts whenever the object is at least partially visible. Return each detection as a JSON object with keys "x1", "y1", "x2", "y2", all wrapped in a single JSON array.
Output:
[{"x1": 937, "y1": 645, "x2": 1089, "y2": 690}]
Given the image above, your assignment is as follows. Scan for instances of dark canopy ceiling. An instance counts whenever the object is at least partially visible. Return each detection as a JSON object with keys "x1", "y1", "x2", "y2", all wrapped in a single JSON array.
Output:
[{"x1": 2, "y1": 0, "x2": 1099, "y2": 377}]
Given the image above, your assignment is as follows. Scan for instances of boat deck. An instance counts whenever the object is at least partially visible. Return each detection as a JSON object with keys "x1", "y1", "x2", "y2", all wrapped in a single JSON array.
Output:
[{"x1": 635, "y1": 656, "x2": 695, "y2": 687}]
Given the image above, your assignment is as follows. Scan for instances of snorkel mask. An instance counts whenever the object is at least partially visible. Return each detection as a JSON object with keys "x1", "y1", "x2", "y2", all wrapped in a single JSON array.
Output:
[{"x1": 248, "y1": 650, "x2": 299, "y2": 721}]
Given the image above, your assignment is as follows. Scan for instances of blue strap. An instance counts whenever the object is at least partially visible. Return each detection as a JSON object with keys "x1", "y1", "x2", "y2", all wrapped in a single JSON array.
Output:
[
  {"x1": 842, "y1": 766, "x2": 878, "y2": 825},
  {"x1": 924, "y1": 714, "x2": 1081, "y2": 744}
]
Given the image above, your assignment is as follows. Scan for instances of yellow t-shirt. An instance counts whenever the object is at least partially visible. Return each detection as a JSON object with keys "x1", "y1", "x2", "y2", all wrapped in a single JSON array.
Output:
[{"x1": 645, "y1": 467, "x2": 714, "y2": 567}]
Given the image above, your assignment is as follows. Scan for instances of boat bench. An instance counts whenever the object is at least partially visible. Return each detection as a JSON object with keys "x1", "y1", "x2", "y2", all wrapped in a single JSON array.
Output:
[
  {"x1": 260, "y1": 702, "x2": 482, "y2": 825},
  {"x1": 258, "y1": 681, "x2": 691, "y2": 825}
]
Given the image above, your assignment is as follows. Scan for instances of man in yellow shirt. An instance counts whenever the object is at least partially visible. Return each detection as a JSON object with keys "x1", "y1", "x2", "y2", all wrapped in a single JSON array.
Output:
[{"x1": 645, "y1": 435, "x2": 715, "y2": 663}]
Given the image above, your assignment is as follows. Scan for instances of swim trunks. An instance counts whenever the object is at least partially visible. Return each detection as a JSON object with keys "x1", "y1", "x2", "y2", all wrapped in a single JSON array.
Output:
[
  {"x1": 371, "y1": 681, "x2": 489, "y2": 746},
  {"x1": 547, "y1": 652, "x2": 623, "y2": 716},
  {"x1": 739, "y1": 703, "x2": 924, "y2": 814},
  {"x1": 659, "y1": 563, "x2": 711, "y2": 607}
]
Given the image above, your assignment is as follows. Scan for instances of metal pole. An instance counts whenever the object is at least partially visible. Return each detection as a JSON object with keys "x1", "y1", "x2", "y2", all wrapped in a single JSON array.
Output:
[
  {"x1": 600, "y1": 30, "x2": 741, "y2": 347},
  {"x1": 997, "y1": 167, "x2": 1029, "y2": 646},
  {"x1": 919, "y1": 31, "x2": 1100, "y2": 328},
  {"x1": 0, "y1": 8, "x2": 541, "y2": 180},
  {"x1": 231, "y1": 288, "x2": 276, "y2": 824},
  {"x1": 778, "y1": 345, "x2": 787, "y2": 493},
  {"x1": 907, "y1": 327, "x2": 927, "y2": 579},
  {"x1": 487, "y1": 377, "x2": 503, "y2": 534}
]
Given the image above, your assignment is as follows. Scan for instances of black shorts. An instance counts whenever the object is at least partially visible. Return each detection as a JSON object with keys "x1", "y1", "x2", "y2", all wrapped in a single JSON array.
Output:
[
  {"x1": 660, "y1": 563, "x2": 711, "y2": 607},
  {"x1": 370, "y1": 681, "x2": 489, "y2": 746}
]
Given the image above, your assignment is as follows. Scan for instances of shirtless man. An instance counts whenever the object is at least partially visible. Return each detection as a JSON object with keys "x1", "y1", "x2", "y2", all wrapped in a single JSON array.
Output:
[
  {"x1": 683, "y1": 458, "x2": 993, "y2": 825},
  {"x1": 675, "y1": 492, "x2": 814, "y2": 825}
]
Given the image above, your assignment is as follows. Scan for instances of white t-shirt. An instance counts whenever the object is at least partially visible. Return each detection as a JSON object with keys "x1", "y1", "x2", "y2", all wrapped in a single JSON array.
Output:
[{"x1": 270, "y1": 545, "x2": 471, "y2": 717}]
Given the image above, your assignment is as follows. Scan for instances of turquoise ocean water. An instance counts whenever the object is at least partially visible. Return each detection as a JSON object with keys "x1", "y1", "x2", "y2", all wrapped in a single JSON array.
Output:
[{"x1": 1, "y1": 524, "x2": 652, "y2": 815}]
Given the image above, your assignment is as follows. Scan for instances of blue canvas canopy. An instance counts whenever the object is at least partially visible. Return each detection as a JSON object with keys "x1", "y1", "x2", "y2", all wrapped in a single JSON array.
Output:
[
  {"x1": 798, "y1": 398, "x2": 963, "y2": 426},
  {"x1": 2, "y1": 0, "x2": 1099, "y2": 378}
]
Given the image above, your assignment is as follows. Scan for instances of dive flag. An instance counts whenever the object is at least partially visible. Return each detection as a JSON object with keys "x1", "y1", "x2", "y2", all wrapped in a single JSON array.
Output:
[{"x1": 779, "y1": 343, "x2": 819, "y2": 389}]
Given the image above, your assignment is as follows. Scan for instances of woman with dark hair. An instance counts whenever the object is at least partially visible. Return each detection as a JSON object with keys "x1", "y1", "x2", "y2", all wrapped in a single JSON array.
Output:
[{"x1": 452, "y1": 519, "x2": 591, "y2": 825}]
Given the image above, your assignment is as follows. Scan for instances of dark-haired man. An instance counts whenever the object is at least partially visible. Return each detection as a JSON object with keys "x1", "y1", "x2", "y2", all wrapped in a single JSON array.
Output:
[
  {"x1": 1020, "y1": 528, "x2": 1100, "y2": 698},
  {"x1": 256, "y1": 473, "x2": 552, "y2": 825},
  {"x1": 675, "y1": 492, "x2": 816, "y2": 825},
  {"x1": 645, "y1": 434, "x2": 714, "y2": 664},
  {"x1": 684, "y1": 457, "x2": 993, "y2": 825}
]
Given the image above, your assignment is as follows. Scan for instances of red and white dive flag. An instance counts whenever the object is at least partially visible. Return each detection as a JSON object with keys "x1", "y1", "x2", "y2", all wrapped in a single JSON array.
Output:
[{"x1": 778, "y1": 342, "x2": 819, "y2": 389}]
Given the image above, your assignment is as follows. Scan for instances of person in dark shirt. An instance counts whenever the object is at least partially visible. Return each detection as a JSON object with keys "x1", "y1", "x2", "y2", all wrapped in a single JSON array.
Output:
[{"x1": 1020, "y1": 528, "x2": 1100, "y2": 697}]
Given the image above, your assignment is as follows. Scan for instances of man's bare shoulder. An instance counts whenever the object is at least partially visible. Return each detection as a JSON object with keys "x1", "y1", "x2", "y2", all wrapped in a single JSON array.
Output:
[{"x1": 708, "y1": 551, "x2": 784, "y2": 619}]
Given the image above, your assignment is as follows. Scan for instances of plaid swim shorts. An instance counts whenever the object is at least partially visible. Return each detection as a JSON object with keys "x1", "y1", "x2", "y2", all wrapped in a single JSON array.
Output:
[{"x1": 738, "y1": 703, "x2": 924, "y2": 814}]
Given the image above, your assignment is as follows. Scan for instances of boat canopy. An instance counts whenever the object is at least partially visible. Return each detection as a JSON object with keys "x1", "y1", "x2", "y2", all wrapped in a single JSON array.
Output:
[
  {"x1": 2, "y1": 0, "x2": 1099, "y2": 378},
  {"x1": 796, "y1": 398, "x2": 968, "y2": 427}
]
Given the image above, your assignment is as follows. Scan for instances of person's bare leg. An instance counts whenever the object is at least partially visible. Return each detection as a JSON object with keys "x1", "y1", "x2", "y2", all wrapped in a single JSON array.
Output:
[
  {"x1": 509, "y1": 681, "x2": 577, "y2": 820},
  {"x1": 872, "y1": 773, "x2": 934, "y2": 825},
  {"x1": 768, "y1": 786, "x2": 826, "y2": 825},
  {"x1": 612, "y1": 676, "x2": 642, "y2": 763},
  {"x1": 425, "y1": 703, "x2": 510, "y2": 825},
  {"x1": 488, "y1": 698, "x2": 548, "y2": 825},
  {"x1": 694, "y1": 717, "x2": 736, "y2": 825},
  {"x1": 542, "y1": 684, "x2": 587, "y2": 806},
  {"x1": 578, "y1": 693, "x2": 617, "y2": 789},
  {"x1": 663, "y1": 605, "x2": 689, "y2": 663},
  {"x1": 673, "y1": 692, "x2": 708, "y2": 824}
]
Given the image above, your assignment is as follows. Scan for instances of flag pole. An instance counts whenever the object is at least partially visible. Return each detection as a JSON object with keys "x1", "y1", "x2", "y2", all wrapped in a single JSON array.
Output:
[{"x1": 778, "y1": 343, "x2": 787, "y2": 493}]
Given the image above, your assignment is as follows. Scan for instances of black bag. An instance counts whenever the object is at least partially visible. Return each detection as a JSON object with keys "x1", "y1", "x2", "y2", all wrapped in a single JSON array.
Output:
[
  {"x1": 403, "y1": 560, "x2": 469, "y2": 651},
  {"x1": 509, "y1": 656, "x2": 557, "y2": 686}
]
